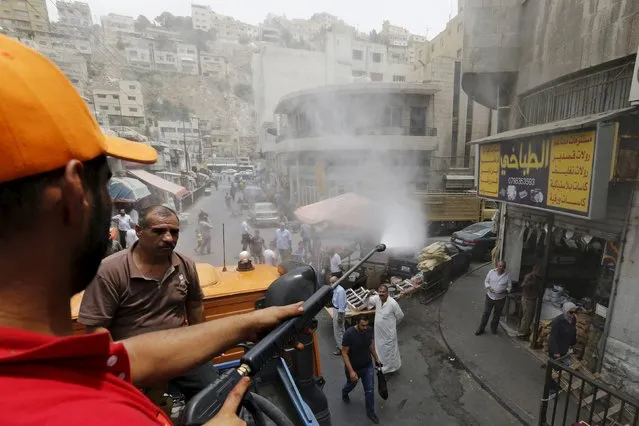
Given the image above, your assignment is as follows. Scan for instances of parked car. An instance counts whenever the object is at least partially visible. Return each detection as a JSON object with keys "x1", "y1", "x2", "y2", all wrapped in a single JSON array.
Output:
[
  {"x1": 242, "y1": 185, "x2": 268, "y2": 204},
  {"x1": 451, "y1": 221, "x2": 497, "y2": 261},
  {"x1": 249, "y1": 202, "x2": 280, "y2": 227}
]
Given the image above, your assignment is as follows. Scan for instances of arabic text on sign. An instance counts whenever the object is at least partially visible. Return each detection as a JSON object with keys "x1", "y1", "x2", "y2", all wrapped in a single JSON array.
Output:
[
  {"x1": 500, "y1": 140, "x2": 551, "y2": 176},
  {"x1": 546, "y1": 131, "x2": 595, "y2": 214},
  {"x1": 479, "y1": 143, "x2": 501, "y2": 198}
]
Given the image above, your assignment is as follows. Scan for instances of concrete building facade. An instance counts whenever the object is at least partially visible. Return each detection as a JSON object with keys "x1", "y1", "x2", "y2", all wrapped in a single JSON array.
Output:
[
  {"x1": 100, "y1": 13, "x2": 135, "y2": 43},
  {"x1": 465, "y1": 0, "x2": 639, "y2": 401},
  {"x1": 0, "y1": 0, "x2": 49, "y2": 32},
  {"x1": 92, "y1": 80, "x2": 146, "y2": 127},
  {"x1": 253, "y1": 27, "x2": 422, "y2": 151},
  {"x1": 267, "y1": 83, "x2": 441, "y2": 205},
  {"x1": 57, "y1": 1, "x2": 92, "y2": 28}
]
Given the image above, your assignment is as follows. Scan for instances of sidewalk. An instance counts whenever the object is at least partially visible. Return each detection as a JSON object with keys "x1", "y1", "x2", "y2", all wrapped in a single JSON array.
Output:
[{"x1": 438, "y1": 264, "x2": 545, "y2": 425}]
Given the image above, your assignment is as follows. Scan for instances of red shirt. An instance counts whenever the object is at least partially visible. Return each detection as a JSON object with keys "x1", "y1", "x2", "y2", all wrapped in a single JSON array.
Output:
[{"x1": 0, "y1": 327, "x2": 173, "y2": 426}]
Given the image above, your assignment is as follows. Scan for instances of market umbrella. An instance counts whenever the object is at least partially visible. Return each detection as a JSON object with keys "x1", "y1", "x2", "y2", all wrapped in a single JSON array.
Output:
[{"x1": 108, "y1": 177, "x2": 152, "y2": 203}]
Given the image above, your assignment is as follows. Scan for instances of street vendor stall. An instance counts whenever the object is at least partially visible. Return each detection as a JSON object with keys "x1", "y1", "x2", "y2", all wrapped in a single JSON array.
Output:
[{"x1": 294, "y1": 192, "x2": 383, "y2": 230}]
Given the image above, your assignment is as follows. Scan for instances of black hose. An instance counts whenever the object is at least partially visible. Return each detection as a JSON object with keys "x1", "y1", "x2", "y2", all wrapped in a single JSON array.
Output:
[{"x1": 249, "y1": 392, "x2": 295, "y2": 426}]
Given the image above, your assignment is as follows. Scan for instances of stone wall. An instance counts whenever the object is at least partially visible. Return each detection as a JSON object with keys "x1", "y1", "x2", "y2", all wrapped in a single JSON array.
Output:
[
  {"x1": 516, "y1": 0, "x2": 639, "y2": 94},
  {"x1": 603, "y1": 183, "x2": 639, "y2": 398}
]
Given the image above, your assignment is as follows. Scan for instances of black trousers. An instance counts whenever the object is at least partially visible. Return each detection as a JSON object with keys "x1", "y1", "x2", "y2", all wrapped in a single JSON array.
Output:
[
  {"x1": 478, "y1": 295, "x2": 506, "y2": 332},
  {"x1": 118, "y1": 230, "x2": 127, "y2": 248},
  {"x1": 167, "y1": 363, "x2": 219, "y2": 401}
]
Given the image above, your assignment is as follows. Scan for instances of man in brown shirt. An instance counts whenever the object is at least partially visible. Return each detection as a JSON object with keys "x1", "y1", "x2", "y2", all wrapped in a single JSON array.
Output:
[
  {"x1": 79, "y1": 205, "x2": 215, "y2": 399},
  {"x1": 517, "y1": 265, "x2": 543, "y2": 339}
]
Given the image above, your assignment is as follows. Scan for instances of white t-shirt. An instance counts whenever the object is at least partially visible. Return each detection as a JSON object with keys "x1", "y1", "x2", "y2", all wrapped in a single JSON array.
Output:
[
  {"x1": 275, "y1": 228, "x2": 292, "y2": 250},
  {"x1": 484, "y1": 269, "x2": 512, "y2": 300},
  {"x1": 125, "y1": 229, "x2": 138, "y2": 248},
  {"x1": 241, "y1": 221, "x2": 251, "y2": 234},
  {"x1": 264, "y1": 249, "x2": 277, "y2": 266},
  {"x1": 113, "y1": 214, "x2": 133, "y2": 231},
  {"x1": 330, "y1": 253, "x2": 342, "y2": 273}
]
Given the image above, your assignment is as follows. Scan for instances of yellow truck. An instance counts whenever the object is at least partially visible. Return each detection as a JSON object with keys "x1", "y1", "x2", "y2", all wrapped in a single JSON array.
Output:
[{"x1": 415, "y1": 191, "x2": 498, "y2": 235}]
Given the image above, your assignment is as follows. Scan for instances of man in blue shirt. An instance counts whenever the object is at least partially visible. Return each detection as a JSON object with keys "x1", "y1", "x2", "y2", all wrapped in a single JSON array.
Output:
[{"x1": 331, "y1": 276, "x2": 347, "y2": 356}]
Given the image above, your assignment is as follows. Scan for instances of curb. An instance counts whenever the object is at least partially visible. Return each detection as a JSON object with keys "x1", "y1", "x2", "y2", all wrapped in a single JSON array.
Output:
[{"x1": 436, "y1": 263, "x2": 533, "y2": 426}]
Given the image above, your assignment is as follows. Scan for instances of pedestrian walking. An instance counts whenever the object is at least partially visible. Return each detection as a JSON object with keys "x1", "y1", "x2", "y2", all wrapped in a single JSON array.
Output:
[
  {"x1": 198, "y1": 214, "x2": 213, "y2": 255},
  {"x1": 367, "y1": 284, "x2": 404, "y2": 374},
  {"x1": 224, "y1": 192, "x2": 232, "y2": 210},
  {"x1": 300, "y1": 223, "x2": 312, "y2": 254},
  {"x1": 517, "y1": 265, "x2": 543, "y2": 340},
  {"x1": 250, "y1": 230, "x2": 265, "y2": 264},
  {"x1": 475, "y1": 260, "x2": 512, "y2": 336},
  {"x1": 341, "y1": 316, "x2": 382, "y2": 424},
  {"x1": 241, "y1": 220, "x2": 252, "y2": 251},
  {"x1": 331, "y1": 276, "x2": 347, "y2": 356},
  {"x1": 264, "y1": 242, "x2": 277, "y2": 266},
  {"x1": 330, "y1": 248, "x2": 343, "y2": 278},
  {"x1": 275, "y1": 222, "x2": 292, "y2": 263},
  {"x1": 112, "y1": 209, "x2": 133, "y2": 248}
]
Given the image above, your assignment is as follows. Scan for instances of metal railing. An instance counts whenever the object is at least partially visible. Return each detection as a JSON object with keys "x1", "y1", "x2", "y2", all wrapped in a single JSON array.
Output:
[
  {"x1": 519, "y1": 60, "x2": 634, "y2": 128},
  {"x1": 275, "y1": 127, "x2": 439, "y2": 142},
  {"x1": 539, "y1": 358, "x2": 639, "y2": 426}
]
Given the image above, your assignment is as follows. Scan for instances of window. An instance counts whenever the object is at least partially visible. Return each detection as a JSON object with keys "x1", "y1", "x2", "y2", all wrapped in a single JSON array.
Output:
[
  {"x1": 114, "y1": 106, "x2": 120, "y2": 111},
  {"x1": 457, "y1": 49, "x2": 462, "y2": 58},
  {"x1": 129, "y1": 85, "x2": 136, "y2": 90},
  {"x1": 96, "y1": 94, "x2": 106, "y2": 98},
  {"x1": 129, "y1": 107, "x2": 138, "y2": 112},
  {"x1": 112, "y1": 95, "x2": 119, "y2": 99},
  {"x1": 392, "y1": 75, "x2": 406, "y2": 82},
  {"x1": 369, "y1": 72, "x2": 383, "y2": 82},
  {"x1": 99, "y1": 105, "x2": 108, "y2": 110},
  {"x1": 352, "y1": 49, "x2": 363, "y2": 60},
  {"x1": 372, "y1": 52, "x2": 382, "y2": 63},
  {"x1": 409, "y1": 107, "x2": 427, "y2": 136},
  {"x1": 383, "y1": 106, "x2": 402, "y2": 127},
  {"x1": 352, "y1": 70, "x2": 366, "y2": 77},
  {"x1": 128, "y1": 96, "x2": 136, "y2": 101},
  {"x1": 457, "y1": 22, "x2": 462, "y2": 33}
]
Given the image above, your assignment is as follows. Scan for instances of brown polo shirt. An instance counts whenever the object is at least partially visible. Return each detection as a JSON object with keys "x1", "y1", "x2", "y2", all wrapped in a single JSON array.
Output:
[{"x1": 78, "y1": 243, "x2": 204, "y2": 341}]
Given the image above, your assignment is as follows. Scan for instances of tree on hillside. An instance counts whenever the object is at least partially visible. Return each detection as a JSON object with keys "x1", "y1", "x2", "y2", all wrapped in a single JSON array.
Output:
[
  {"x1": 135, "y1": 15, "x2": 152, "y2": 32},
  {"x1": 234, "y1": 83, "x2": 252, "y2": 101},
  {"x1": 154, "y1": 12, "x2": 192, "y2": 32},
  {"x1": 183, "y1": 29, "x2": 215, "y2": 52}
]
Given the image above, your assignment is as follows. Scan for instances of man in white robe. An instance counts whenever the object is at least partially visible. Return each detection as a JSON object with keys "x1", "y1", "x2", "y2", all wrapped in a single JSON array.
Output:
[{"x1": 367, "y1": 284, "x2": 404, "y2": 374}]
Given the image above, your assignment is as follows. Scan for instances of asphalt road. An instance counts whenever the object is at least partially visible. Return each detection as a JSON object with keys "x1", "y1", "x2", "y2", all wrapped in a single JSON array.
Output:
[{"x1": 175, "y1": 183, "x2": 521, "y2": 426}]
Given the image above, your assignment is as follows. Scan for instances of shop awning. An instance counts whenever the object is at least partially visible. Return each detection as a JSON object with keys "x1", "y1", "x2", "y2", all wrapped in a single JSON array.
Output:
[
  {"x1": 128, "y1": 169, "x2": 190, "y2": 198},
  {"x1": 469, "y1": 107, "x2": 636, "y2": 145},
  {"x1": 108, "y1": 177, "x2": 152, "y2": 202},
  {"x1": 294, "y1": 192, "x2": 382, "y2": 229}
]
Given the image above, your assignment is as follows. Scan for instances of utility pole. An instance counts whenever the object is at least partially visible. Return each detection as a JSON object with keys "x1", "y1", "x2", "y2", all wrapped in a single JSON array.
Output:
[{"x1": 182, "y1": 118, "x2": 190, "y2": 171}]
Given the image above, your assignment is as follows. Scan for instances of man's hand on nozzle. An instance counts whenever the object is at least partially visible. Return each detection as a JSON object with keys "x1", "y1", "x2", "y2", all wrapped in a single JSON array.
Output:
[
  {"x1": 245, "y1": 302, "x2": 304, "y2": 340},
  {"x1": 203, "y1": 377, "x2": 251, "y2": 426}
]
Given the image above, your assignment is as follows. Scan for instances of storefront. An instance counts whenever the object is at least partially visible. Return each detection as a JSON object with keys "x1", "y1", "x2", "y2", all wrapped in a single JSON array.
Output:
[{"x1": 474, "y1": 107, "x2": 639, "y2": 373}]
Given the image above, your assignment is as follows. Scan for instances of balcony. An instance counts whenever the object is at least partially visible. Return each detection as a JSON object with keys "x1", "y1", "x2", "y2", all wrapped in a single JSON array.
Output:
[{"x1": 270, "y1": 127, "x2": 439, "y2": 153}]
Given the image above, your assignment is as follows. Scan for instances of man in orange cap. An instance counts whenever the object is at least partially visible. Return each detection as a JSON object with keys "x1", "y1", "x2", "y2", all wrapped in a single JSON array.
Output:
[{"x1": 0, "y1": 35, "x2": 302, "y2": 426}]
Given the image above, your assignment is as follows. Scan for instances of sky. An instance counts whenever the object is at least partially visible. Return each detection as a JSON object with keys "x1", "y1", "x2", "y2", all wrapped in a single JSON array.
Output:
[{"x1": 47, "y1": 0, "x2": 459, "y2": 39}]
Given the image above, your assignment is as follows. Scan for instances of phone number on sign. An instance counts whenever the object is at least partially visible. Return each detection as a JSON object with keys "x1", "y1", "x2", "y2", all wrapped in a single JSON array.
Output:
[{"x1": 508, "y1": 177, "x2": 535, "y2": 186}]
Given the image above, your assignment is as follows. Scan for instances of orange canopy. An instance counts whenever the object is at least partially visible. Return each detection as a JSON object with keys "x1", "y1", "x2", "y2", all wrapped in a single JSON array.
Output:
[{"x1": 294, "y1": 192, "x2": 382, "y2": 229}]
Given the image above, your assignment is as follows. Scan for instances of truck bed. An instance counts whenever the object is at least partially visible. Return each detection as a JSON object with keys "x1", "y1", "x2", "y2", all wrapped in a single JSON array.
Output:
[{"x1": 415, "y1": 191, "x2": 482, "y2": 222}]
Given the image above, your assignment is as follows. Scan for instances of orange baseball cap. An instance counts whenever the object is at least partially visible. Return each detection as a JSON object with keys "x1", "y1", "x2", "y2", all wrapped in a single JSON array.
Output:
[{"x1": 0, "y1": 34, "x2": 157, "y2": 184}]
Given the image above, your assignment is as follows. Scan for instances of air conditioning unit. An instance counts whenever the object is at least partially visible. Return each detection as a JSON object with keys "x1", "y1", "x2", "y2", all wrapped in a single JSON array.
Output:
[{"x1": 629, "y1": 45, "x2": 639, "y2": 105}]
